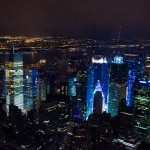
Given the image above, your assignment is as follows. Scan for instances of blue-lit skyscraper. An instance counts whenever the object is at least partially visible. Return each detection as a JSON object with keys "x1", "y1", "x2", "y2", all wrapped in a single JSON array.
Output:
[
  {"x1": 125, "y1": 53, "x2": 145, "y2": 106},
  {"x1": 24, "y1": 69, "x2": 33, "y2": 112},
  {"x1": 86, "y1": 56, "x2": 108, "y2": 119},
  {"x1": 93, "y1": 81, "x2": 103, "y2": 115},
  {"x1": 125, "y1": 54, "x2": 138, "y2": 106},
  {"x1": 32, "y1": 70, "x2": 38, "y2": 98},
  {"x1": 24, "y1": 69, "x2": 38, "y2": 111},
  {"x1": 126, "y1": 68, "x2": 137, "y2": 106}
]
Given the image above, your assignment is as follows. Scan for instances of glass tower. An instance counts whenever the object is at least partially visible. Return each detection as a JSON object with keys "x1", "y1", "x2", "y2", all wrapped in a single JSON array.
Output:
[
  {"x1": 107, "y1": 55, "x2": 127, "y2": 117},
  {"x1": 86, "y1": 56, "x2": 108, "y2": 119},
  {"x1": 134, "y1": 79, "x2": 150, "y2": 138},
  {"x1": 5, "y1": 53, "x2": 24, "y2": 114}
]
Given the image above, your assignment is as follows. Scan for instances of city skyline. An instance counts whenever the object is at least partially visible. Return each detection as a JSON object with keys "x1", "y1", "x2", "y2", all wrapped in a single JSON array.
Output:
[
  {"x1": 0, "y1": 0, "x2": 150, "y2": 39},
  {"x1": 0, "y1": 1, "x2": 150, "y2": 149}
]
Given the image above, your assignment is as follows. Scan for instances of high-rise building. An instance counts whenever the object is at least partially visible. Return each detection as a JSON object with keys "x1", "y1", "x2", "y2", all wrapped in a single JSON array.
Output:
[
  {"x1": 115, "y1": 103, "x2": 141, "y2": 150},
  {"x1": 86, "y1": 56, "x2": 109, "y2": 119},
  {"x1": 76, "y1": 70, "x2": 87, "y2": 120},
  {"x1": 32, "y1": 70, "x2": 38, "y2": 98},
  {"x1": 36, "y1": 76, "x2": 46, "y2": 111},
  {"x1": 107, "y1": 55, "x2": 127, "y2": 117},
  {"x1": 5, "y1": 53, "x2": 24, "y2": 114},
  {"x1": 125, "y1": 53, "x2": 145, "y2": 106},
  {"x1": 93, "y1": 82, "x2": 103, "y2": 115},
  {"x1": 88, "y1": 113, "x2": 113, "y2": 150},
  {"x1": 76, "y1": 70, "x2": 87, "y2": 98},
  {"x1": 68, "y1": 75, "x2": 76, "y2": 97},
  {"x1": 24, "y1": 69, "x2": 38, "y2": 111},
  {"x1": 134, "y1": 78, "x2": 150, "y2": 138}
]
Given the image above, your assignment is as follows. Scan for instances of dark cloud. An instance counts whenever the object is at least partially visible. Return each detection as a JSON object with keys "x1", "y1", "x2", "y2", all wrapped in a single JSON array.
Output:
[{"x1": 0, "y1": 0, "x2": 150, "y2": 38}]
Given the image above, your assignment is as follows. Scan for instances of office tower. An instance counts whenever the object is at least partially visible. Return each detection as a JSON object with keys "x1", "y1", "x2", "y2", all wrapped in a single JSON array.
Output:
[
  {"x1": 45, "y1": 69, "x2": 54, "y2": 95},
  {"x1": 118, "y1": 104, "x2": 135, "y2": 129},
  {"x1": 134, "y1": 79, "x2": 150, "y2": 138},
  {"x1": 68, "y1": 75, "x2": 76, "y2": 97},
  {"x1": 68, "y1": 72, "x2": 87, "y2": 120},
  {"x1": 24, "y1": 69, "x2": 38, "y2": 111},
  {"x1": 36, "y1": 75, "x2": 46, "y2": 109},
  {"x1": 86, "y1": 56, "x2": 109, "y2": 119},
  {"x1": 116, "y1": 103, "x2": 140, "y2": 150},
  {"x1": 76, "y1": 70, "x2": 87, "y2": 98},
  {"x1": 68, "y1": 74, "x2": 78, "y2": 119},
  {"x1": 88, "y1": 113, "x2": 113, "y2": 150},
  {"x1": 32, "y1": 70, "x2": 38, "y2": 98},
  {"x1": 107, "y1": 55, "x2": 127, "y2": 117},
  {"x1": 125, "y1": 53, "x2": 145, "y2": 106},
  {"x1": 76, "y1": 70, "x2": 87, "y2": 120},
  {"x1": 93, "y1": 82, "x2": 103, "y2": 115},
  {"x1": 137, "y1": 53, "x2": 145, "y2": 78},
  {"x1": 5, "y1": 53, "x2": 24, "y2": 113}
]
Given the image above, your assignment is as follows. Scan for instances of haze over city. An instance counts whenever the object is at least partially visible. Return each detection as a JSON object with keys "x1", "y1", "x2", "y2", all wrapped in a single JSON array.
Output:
[
  {"x1": 0, "y1": 0, "x2": 150, "y2": 38},
  {"x1": 0, "y1": 1, "x2": 150, "y2": 150}
]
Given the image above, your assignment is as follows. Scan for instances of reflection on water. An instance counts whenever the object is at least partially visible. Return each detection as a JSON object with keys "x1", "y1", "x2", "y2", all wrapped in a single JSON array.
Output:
[{"x1": 0, "y1": 53, "x2": 41, "y2": 65}]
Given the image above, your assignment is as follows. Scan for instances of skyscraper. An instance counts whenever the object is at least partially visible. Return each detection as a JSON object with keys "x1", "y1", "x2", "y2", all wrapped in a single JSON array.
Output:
[
  {"x1": 125, "y1": 53, "x2": 145, "y2": 106},
  {"x1": 134, "y1": 78, "x2": 150, "y2": 138},
  {"x1": 36, "y1": 74, "x2": 46, "y2": 110},
  {"x1": 86, "y1": 56, "x2": 108, "y2": 119},
  {"x1": 93, "y1": 82, "x2": 103, "y2": 115},
  {"x1": 24, "y1": 69, "x2": 38, "y2": 111},
  {"x1": 76, "y1": 70, "x2": 87, "y2": 120},
  {"x1": 5, "y1": 53, "x2": 24, "y2": 114},
  {"x1": 107, "y1": 54, "x2": 127, "y2": 117}
]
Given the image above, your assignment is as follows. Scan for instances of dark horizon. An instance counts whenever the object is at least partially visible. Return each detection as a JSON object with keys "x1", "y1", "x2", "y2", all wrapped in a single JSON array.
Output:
[{"x1": 0, "y1": 0, "x2": 150, "y2": 39}]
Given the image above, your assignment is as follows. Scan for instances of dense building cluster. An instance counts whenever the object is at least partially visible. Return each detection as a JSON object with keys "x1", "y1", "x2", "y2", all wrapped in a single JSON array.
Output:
[{"x1": 0, "y1": 37, "x2": 150, "y2": 149}]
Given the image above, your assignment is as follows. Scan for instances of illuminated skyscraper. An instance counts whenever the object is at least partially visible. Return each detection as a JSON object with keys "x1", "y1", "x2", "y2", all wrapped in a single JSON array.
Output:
[
  {"x1": 107, "y1": 55, "x2": 127, "y2": 117},
  {"x1": 32, "y1": 70, "x2": 38, "y2": 98},
  {"x1": 86, "y1": 56, "x2": 108, "y2": 119},
  {"x1": 125, "y1": 53, "x2": 145, "y2": 106},
  {"x1": 24, "y1": 69, "x2": 38, "y2": 111},
  {"x1": 5, "y1": 53, "x2": 24, "y2": 113},
  {"x1": 93, "y1": 82, "x2": 103, "y2": 115},
  {"x1": 134, "y1": 78, "x2": 150, "y2": 138}
]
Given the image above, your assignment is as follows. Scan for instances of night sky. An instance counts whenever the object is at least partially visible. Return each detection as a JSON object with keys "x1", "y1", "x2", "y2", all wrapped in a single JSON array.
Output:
[{"x1": 0, "y1": 0, "x2": 150, "y2": 39}]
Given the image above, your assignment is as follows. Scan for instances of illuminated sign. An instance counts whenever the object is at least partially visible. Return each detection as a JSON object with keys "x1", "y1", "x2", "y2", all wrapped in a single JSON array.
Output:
[
  {"x1": 114, "y1": 56, "x2": 123, "y2": 64},
  {"x1": 92, "y1": 57, "x2": 107, "y2": 64}
]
